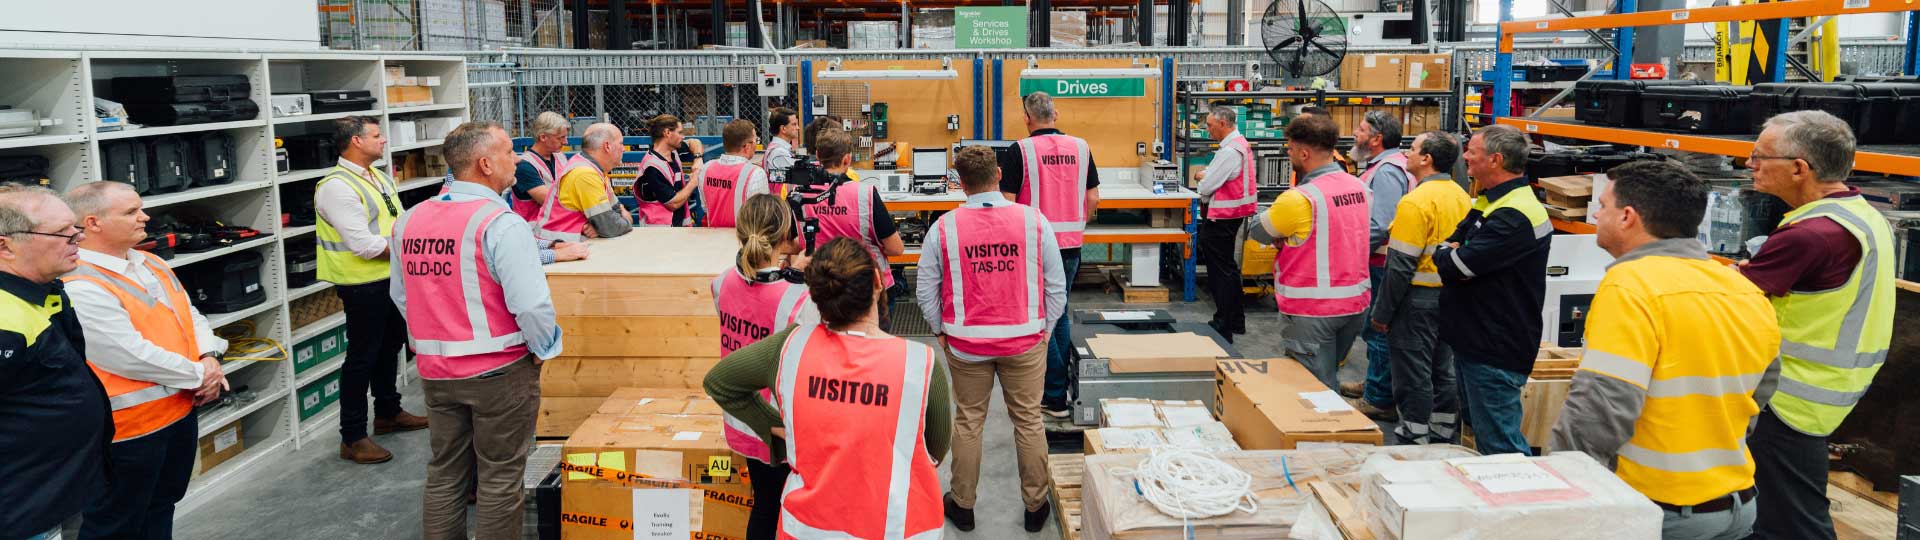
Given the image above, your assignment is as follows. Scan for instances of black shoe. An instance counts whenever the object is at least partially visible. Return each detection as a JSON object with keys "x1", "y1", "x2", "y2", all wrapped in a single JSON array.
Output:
[
  {"x1": 944, "y1": 493, "x2": 975, "y2": 531},
  {"x1": 1208, "y1": 320, "x2": 1236, "y2": 343},
  {"x1": 1025, "y1": 501, "x2": 1052, "y2": 533}
]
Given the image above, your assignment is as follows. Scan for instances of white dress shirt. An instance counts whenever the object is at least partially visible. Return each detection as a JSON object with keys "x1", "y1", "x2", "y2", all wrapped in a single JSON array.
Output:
[
  {"x1": 764, "y1": 136, "x2": 796, "y2": 172},
  {"x1": 915, "y1": 191, "x2": 1067, "y2": 362},
  {"x1": 66, "y1": 248, "x2": 229, "y2": 390},
  {"x1": 315, "y1": 157, "x2": 396, "y2": 259}
]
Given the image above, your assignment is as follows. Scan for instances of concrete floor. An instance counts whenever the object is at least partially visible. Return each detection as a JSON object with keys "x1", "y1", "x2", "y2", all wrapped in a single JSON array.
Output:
[{"x1": 178, "y1": 287, "x2": 1370, "y2": 539}]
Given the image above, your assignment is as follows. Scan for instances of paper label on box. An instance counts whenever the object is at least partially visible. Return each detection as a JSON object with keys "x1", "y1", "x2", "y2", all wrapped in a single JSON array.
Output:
[
  {"x1": 1298, "y1": 390, "x2": 1355, "y2": 413},
  {"x1": 1159, "y1": 405, "x2": 1214, "y2": 427},
  {"x1": 707, "y1": 455, "x2": 733, "y2": 478},
  {"x1": 1099, "y1": 428, "x2": 1164, "y2": 449},
  {"x1": 630, "y1": 488, "x2": 695, "y2": 539},
  {"x1": 214, "y1": 428, "x2": 239, "y2": 452},
  {"x1": 1408, "y1": 63, "x2": 1424, "y2": 87},
  {"x1": 1456, "y1": 462, "x2": 1571, "y2": 494},
  {"x1": 1103, "y1": 401, "x2": 1161, "y2": 427},
  {"x1": 1363, "y1": 55, "x2": 1377, "y2": 68},
  {"x1": 672, "y1": 431, "x2": 703, "y2": 441},
  {"x1": 1099, "y1": 310, "x2": 1155, "y2": 321}
]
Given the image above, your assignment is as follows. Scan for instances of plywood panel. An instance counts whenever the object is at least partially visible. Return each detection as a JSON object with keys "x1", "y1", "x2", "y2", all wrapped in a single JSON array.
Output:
[
  {"x1": 999, "y1": 58, "x2": 1165, "y2": 168},
  {"x1": 557, "y1": 316, "x2": 721, "y2": 358},
  {"x1": 540, "y1": 356, "x2": 722, "y2": 397},
  {"x1": 549, "y1": 274, "x2": 718, "y2": 318},
  {"x1": 1520, "y1": 378, "x2": 1571, "y2": 449},
  {"x1": 810, "y1": 59, "x2": 977, "y2": 169},
  {"x1": 537, "y1": 397, "x2": 606, "y2": 438},
  {"x1": 543, "y1": 227, "x2": 739, "y2": 277}
]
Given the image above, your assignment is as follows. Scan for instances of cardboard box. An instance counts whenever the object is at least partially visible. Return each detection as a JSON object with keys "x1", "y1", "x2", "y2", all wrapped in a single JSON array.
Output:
[
  {"x1": 197, "y1": 419, "x2": 245, "y2": 473},
  {"x1": 561, "y1": 388, "x2": 749, "y2": 540},
  {"x1": 385, "y1": 86, "x2": 433, "y2": 107},
  {"x1": 1340, "y1": 54, "x2": 1405, "y2": 92},
  {"x1": 1213, "y1": 358, "x2": 1382, "y2": 449},
  {"x1": 1085, "y1": 332, "x2": 1230, "y2": 374},
  {"x1": 1356, "y1": 453, "x2": 1661, "y2": 540},
  {"x1": 1084, "y1": 422, "x2": 1240, "y2": 455},
  {"x1": 420, "y1": 75, "x2": 442, "y2": 87},
  {"x1": 1099, "y1": 398, "x2": 1162, "y2": 428},
  {"x1": 384, "y1": 65, "x2": 406, "y2": 80},
  {"x1": 1402, "y1": 53, "x2": 1452, "y2": 91}
]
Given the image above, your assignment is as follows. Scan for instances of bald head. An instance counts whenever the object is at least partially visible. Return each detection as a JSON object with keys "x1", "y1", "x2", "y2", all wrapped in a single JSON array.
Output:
[{"x1": 581, "y1": 122, "x2": 624, "y2": 167}]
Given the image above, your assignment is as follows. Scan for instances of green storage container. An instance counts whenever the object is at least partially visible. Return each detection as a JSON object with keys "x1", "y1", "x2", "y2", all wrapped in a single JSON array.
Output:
[
  {"x1": 297, "y1": 370, "x2": 343, "y2": 421},
  {"x1": 292, "y1": 322, "x2": 347, "y2": 375}
]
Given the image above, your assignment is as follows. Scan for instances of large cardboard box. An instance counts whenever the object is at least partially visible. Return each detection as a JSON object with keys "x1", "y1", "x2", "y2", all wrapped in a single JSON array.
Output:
[
  {"x1": 1402, "y1": 53, "x2": 1453, "y2": 91},
  {"x1": 1340, "y1": 54, "x2": 1405, "y2": 92},
  {"x1": 197, "y1": 419, "x2": 245, "y2": 474},
  {"x1": 385, "y1": 85, "x2": 433, "y2": 107},
  {"x1": 560, "y1": 388, "x2": 749, "y2": 540},
  {"x1": 1212, "y1": 358, "x2": 1382, "y2": 449},
  {"x1": 1356, "y1": 453, "x2": 1661, "y2": 540}
]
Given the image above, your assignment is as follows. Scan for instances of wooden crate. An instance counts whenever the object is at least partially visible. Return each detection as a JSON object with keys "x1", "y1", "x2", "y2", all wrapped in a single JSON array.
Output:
[
  {"x1": 1532, "y1": 347, "x2": 1582, "y2": 380},
  {"x1": 1545, "y1": 204, "x2": 1588, "y2": 221},
  {"x1": 1049, "y1": 453, "x2": 1086, "y2": 540},
  {"x1": 1519, "y1": 377, "x2": 1571, "y2": 450},
  {"x1": 539, "y1": 228, "x2": 739, "y2": 438},
  {"x1": 1829, "y1": 477, "x2": 1898, "y2": 540},
  {"x1": 1105, "y1": 269, "x2": 1169, "y2": 304}
]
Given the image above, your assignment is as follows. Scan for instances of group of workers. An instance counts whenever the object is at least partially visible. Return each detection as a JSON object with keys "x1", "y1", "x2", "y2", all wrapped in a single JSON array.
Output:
[{"x1": 0, "y1": 80, "x2": 1890, "y2": 540}]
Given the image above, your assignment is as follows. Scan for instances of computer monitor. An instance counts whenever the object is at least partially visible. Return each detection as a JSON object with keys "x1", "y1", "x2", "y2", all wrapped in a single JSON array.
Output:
[
  {"x1": 957, "y1": 139, "x2": 1018, "y2": 162},
  {"x1": 911, "y1": 148, "x2": 948, "y2": 178}
]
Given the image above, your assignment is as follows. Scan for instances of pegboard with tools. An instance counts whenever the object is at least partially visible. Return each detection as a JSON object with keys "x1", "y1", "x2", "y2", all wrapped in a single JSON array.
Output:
[{"x1": 813, "y1": 81, "x2": 876, "y2": 162}]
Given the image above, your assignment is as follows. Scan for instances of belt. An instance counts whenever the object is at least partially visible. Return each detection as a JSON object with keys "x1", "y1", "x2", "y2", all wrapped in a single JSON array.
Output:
[{"x1": 1655, "y1": 487, "x2": 1755, "y2": 514}]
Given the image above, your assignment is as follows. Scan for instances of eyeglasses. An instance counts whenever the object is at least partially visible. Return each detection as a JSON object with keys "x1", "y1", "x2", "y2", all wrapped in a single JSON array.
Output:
[
  {"x1": 1748, "y1": 152, "x2": 1801, "y2": 163},
  {"x1": 3, "y1": 227, "x2": 83, "y2": 245}
]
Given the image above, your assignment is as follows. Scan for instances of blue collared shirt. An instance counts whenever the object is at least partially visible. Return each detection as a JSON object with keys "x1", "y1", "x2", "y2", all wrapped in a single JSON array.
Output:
[
  {"x1": 443, "y1": 172, "x2": 559, "y2": 264},
  {"x1": 914, "y1": 191, "x2": 1067, "y2": 362},
  {"x1": 1363, "y1": 148, "x2": 1412, "y2": 255},
  {"x1": 391, "y1": 179, "x2": 563, "y2": 361}
]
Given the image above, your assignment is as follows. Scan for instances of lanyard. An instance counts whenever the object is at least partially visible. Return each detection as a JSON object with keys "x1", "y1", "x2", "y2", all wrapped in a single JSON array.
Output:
[{"x1": 339, "y1": 165, "x2": 399, "y2": 217}]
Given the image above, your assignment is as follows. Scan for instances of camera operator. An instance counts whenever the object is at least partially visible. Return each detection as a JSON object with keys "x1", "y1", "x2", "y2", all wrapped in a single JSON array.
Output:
[{"x1": 796, "y1": 129, "x2": 904, "y2": 327}]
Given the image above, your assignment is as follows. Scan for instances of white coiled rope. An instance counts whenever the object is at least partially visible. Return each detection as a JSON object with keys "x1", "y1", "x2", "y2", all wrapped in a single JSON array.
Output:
[{"x1": 1113, "y1": 446, "x2": 1260, "y2": 520}]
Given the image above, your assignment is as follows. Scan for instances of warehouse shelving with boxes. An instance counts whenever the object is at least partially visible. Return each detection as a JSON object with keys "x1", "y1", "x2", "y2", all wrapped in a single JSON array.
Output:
[{"x1": 0, "y1": 48, "x2": 465, "y2": 511}]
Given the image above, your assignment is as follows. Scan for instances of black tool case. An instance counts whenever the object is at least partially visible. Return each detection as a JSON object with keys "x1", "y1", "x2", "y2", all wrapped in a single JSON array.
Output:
[
  {"x1": 284, "y1": 238, "x2": 317, "y2": 288},
  {"x1": 282, "y1": 134, "x2": 337, "y2": 170},
  {"x1": 100, "y1": 139, "x2": 153, "y2": 193},
  {"x1": 180, "y1": 251, "x2": 266, "y2": 314},
  {"x1": 147, "y1": 135, "x2": 192, "y2": 194},
  {"x1": 1574, "y1": 79, "x2": 1705, "y2": 127},
  {"x1": 302, "y1": 90, "x2": 377, "y2": 114},
  {"x1": 1749, "y1": 82, "x2": 1920, "y2": 144},
  {"x1": 1639, "y1": 85, "x2": 1753, "y2": 134},
  {"x1": 187, "y1": 132, "x2": 237, "y2": 187},
  {"x1": 110, "y1": 75, "x2": 251, "y2": 104},
  {"x1": 123, "y1": 100, "x2": 259, "y2": 126}
]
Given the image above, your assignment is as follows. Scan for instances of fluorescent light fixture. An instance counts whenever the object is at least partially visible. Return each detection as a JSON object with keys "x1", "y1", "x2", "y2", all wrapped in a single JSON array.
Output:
[
  {"x1": 816, "y1": 69, "x2": 960, "y2": 81},
  {"x1": 1019, "y1": 68, "x2": 1160, "y2": 79}
]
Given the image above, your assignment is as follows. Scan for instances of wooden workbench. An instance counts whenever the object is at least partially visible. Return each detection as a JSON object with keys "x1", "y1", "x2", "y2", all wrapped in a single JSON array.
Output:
[
  {"x1": 537, "y1": 227, "x2": 738, "y2": 437},
  {"x1": 877, "y1": 180, "x2": 1203, "y2": 301}
]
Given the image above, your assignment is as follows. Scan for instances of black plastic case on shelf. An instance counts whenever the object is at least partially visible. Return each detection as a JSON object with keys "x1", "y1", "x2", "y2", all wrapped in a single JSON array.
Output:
[
  {"x1": 1574, "y1": 79, "x2": 1705, "y2": 127},
  {"x1": 1749, "y1": 82, "x2": 1920, "y2": 144},
  {"x1": 282, "y1": 134, "x2": 337, "y2": 170},
  {"x1": 123, "y1": 100, "x2": 260, "y2": 126},
  {"x1": 147, "y1": 135, "x2": 192, "y2": 194},
  {"x1": 187, "y1": 132, "x2": 237, "y2": 187},
  {"x1": 1639, "y1": 85, "x2": 1753, "y2": 134},
  {"x1": 180, "y1": 251, "x2": 266, "y2": 314},
  {"x1": 109, "y1": 75, "x2": 252, "y2": 104},
  {"x1": 301, "y1": 90, "x2": 377, "y2": 114},
  {"x1": 101, "y1": 139, "x2": 154, "y2": 194}
]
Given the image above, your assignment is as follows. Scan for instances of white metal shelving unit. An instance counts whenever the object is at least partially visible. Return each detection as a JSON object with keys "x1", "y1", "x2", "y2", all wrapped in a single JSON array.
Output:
[{"x1": 0, "y1": 49, "x2": 465, "y2": 511}]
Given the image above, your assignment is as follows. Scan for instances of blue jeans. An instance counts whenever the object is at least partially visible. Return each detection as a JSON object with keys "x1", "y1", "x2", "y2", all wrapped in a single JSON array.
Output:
[
  {"x1": 1043, "y1": 249, "x2": 1082, "y2": 408},
  {"x1": 1456, "y1": 359, "x2": 1532, "y2": 456},
  {"x1": 1360, "y1": 267, "x2": 1394, "y2": 407}
]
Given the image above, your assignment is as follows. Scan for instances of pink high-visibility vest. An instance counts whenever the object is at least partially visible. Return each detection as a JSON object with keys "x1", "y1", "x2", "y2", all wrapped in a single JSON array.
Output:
[
  {"x1": 936, "y1": 204, "x2": 1048, "y2": 358},
  {"x1": 1015, "y1": 134, "x2": 1092, "y2": 249},
  {"x1": 711, "y1": 271, "x2": 811, "y2": 463},
  {"x1": 1272, "y1": 171, "x2": 1373, "y2": 317},
  {"x1": 513, "y1": 150, "x2": 563, "y2": 222},
  {"x1": 393, "y1": 199, "x2": 529, "y2": 379},
  {"x1": 534, "y1": 154, "x2": 616, "y2": 243},
  {"x1": 771, "y1": 325, "x2": 943, "y2": 540},
  {"x1": 803, "y1": 181, "x2": 894, "y2": 287},
  {"x1": 698, "y1": 159, "x2": 764, "y2": 229},
  {"x1": 1206, "y1": 133, "x2": 1258, "y2": 220},
  {"x1": 634, "y1": 152, "x2": 677, "y2": 226},
  {"x1": 1358, "y1": 151, "x2": 1411, "y2": 267}
]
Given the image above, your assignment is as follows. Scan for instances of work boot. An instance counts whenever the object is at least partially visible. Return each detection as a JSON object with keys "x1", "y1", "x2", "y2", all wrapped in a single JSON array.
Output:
[
  {"x1": 340, "y1": 438, "x2": 394, "y2": 464},
  {"x1": 1024, "y1": 501, "x2": 1052, "y2": 533},
  {"x1": 943, "y1": 493, "x2": 975, "y2": 531},
  {"x1": 1042, "y1": 401, "x2": 1073, "y2": 420},
  {"x1": 1347, "y1": 397, "x2": 1399, "y2": 422},
  {"x1": 1338, "y1": 381, "x2": 1365, "y2": 399},
  {"x1": 374, "y1": 411, "x2": 430, "y2": 434}
]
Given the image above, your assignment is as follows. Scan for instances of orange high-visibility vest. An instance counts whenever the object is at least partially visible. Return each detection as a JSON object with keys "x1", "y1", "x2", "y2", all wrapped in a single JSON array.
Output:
[{"x1": 62, "y1": 251, "x2": 201, "y2": 441}]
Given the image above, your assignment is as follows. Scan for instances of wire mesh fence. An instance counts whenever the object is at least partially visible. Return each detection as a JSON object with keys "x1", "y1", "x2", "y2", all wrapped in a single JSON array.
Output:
[{"x1": 321, "y1": 0, "x2": 569, "y2": 51}]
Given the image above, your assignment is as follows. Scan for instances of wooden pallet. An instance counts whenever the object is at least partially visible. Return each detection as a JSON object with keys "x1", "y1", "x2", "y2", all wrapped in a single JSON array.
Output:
[
  {"x1": 1830, "y1": 477, "x2": 1899, "y2": 540},
  {"x1": 1104, "y1": 269, "x2": 1169, "y2": 304},
  {"x1": 1049, "y1": 453, "x2": 1086, "y2": 540},
  {"x1": 1829, "y1": 470, "x2": 1900, "y2": 511}
]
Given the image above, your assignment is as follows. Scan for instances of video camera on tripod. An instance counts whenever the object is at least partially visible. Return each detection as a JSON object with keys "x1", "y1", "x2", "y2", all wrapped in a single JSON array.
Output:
[{"x1": 771, "y1": 153, "x2": 850, "y2": 255}]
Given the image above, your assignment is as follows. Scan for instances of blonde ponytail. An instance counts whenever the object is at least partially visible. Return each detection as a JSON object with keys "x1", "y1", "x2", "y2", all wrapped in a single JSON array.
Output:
[{"x1": 734, "y1": 194, "x2": 795, "y2": 279}]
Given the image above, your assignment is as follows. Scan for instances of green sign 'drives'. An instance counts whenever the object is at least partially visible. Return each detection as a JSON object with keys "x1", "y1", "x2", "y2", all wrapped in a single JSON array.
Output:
[
  {"x1": 954, "y1": 7, "x2": 1027, "y2": 49},
  {"x1": 1018, "y1": 78, "x2": 1147, "y2": 98}
]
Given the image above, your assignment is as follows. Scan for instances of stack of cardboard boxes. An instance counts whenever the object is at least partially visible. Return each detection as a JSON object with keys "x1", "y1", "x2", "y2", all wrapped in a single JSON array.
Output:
[
  {"x1": 560, "y1": 388, "x2": 752, "y2": 540},
  {"x1": 383, "y1": 64, "x2": 440, "y2": 107}
]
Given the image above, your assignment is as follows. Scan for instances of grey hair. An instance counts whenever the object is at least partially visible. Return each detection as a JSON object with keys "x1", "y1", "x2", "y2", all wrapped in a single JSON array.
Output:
[
  {"x1": 1477, "y1": 124, "x2": 1531, "y2": 174},
  {"x1": 1023, "y1": 92, "x2": 1057, "y2": 123},
  {"x1": 581, "y1": 122, "x2": 621, "y2": 154},
  {"x1": 443, "y1": 121, "x2": 505, "y2": 173},
  {"x1": 531, "y1": 111, "x2": 570, "y2": 137},
  {"x1": 1362, "y1": 110, "x2": 1403, "y2": 148},
  {"x1": 1762, "y1": 110, "x2": 1855, "y2": 182},
  {"x1": 62, "y1": 181, "x2": 136, "y2": 221},
  {"x1": 1208, "y1": 105, "x2": 1238, "y2": 125},
  {"x1": 0, "y1": 185, "x2": 60, "y2": 238}
]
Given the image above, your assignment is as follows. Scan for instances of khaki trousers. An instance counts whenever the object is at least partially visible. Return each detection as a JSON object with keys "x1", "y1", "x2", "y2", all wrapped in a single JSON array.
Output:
[
  {"x1": 421, "y1": 356, "x2": 541, "y2": 540},
  {"x1": 946, "y1": 337, "x2": 1050, "y2": 511}
]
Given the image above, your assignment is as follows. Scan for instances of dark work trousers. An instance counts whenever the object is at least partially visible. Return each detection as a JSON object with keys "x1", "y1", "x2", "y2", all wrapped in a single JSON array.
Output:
[
  {"x1": 1198, "y1": 218, "x2": 1246, "y2": 333},
  {"x1": 337, "y1": 280, "x2": 406, "y2": 443},
  {"x1": 1746, "y1": 408, "x2": 1835, "y2": 540},
  {"x1": 745, "y1": 459, "x2": 792, "y2": 540},
  {"x1": 1043, "y1": 249, "x2": 1082, "y2": 409},
  {"x1": 82, "y1": 411, "x2": 198, "y2": 540},
  {"x1": 1456, "y1": 359, "x2": 1532, "y2": 456},
  {"x1": 1384, "y1": 287, "x2": 1457, "y2": 444},
  {"x1": 1360, "y1": 267, "x2": 1396, "y2": 407}
]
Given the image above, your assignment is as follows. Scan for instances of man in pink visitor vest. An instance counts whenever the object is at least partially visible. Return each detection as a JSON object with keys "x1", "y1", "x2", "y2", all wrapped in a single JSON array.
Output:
[
  {"x1": 698, "y1": 119, "x2": 771, "y2": 228},
  {"x1": 390, "y1": 122, "x2": 562, "y2": 540},
  {"x1": 919, "y1": 145, "x2": 1067, "y2": 534},
  {"x1": 1245, "y1": 113, "x2": 1372, "y2": 389},
  {"x1": 1001, "y1": 91, "x2": 1100, "y2": 419},
  {"x1": 1345, "y1": 110, "x2": 1412, "y2": 421},
  {"x1": 1192, "y1": 104, "x2": 1259, "y2": 343}
]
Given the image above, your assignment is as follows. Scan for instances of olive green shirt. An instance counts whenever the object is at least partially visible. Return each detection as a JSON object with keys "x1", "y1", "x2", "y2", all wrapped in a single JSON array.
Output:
[{"x1": 704, "y1": 326, "x2": 952, "y2": 464}]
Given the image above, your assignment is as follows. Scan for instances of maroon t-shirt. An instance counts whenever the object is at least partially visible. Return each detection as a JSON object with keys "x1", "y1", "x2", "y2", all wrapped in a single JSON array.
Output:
[{"x1": 1739, "y1": 189, "x2": 1865, "y2": 296}]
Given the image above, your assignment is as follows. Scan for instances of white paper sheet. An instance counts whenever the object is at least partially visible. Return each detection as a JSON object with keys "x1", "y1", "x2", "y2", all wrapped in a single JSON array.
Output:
[
  {"x1": 1097, "y1": 310, "x2": 1156, "y2": 321},
  {"x1": 631, "y1": 488, "x2": 694, "y2": 539},
  {"x1": 1456, "y1": 462, "x2": 1572, "y2": 494},
  {"x1": 1298, "y1": 390, "x2": 1355, "y2": 413},
  {"x1": 672, "y1": 431, "x2": 703, "y2": 441}
]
